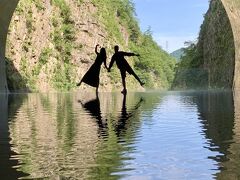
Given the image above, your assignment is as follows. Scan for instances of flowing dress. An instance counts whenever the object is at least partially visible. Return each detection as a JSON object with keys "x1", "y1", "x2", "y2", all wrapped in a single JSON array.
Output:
[{"x1": 81, "y1": 53, "x2": 106, "y2": 87}]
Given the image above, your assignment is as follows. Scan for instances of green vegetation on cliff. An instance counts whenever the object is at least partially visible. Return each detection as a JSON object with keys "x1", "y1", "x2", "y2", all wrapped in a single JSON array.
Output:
[
  {"x1": 172, "y1": 0, "x2": 235, "y2": 90},
  {"x1": 132, "y1": 29, "x2": 176, "y2": 88},
  {"x1": 51, "y1": 0, "x2": 77, "y2": 90},
  {"x1": 6, "y1": 0, "x2": 175, "y2": 92}
]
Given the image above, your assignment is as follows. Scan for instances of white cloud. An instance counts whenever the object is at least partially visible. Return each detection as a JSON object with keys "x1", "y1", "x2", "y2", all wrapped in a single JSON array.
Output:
[{"x1": 153, "y1": 33, "x2": 197, "y2": 53}]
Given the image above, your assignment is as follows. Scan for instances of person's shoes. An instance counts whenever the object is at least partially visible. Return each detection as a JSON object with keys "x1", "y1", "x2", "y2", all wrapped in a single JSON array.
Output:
[
  {"x1": 76, "y1": 82, "x2": 81, "y2": 86},
  {"x1": 121, "y1": 89, "x2": 127, "y2": 94}
]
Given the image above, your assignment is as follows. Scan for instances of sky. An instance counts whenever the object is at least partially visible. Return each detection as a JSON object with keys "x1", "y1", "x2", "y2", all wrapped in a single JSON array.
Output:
[{"x1": 132, "y1": 0, "x2": 210, "y2": 53}]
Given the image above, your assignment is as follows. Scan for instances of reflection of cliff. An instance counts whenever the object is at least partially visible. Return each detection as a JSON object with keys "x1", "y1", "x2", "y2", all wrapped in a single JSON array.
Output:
[
  {"x1": 193, "y1": 91, "x2": 240, "y2": 178},
  {"x1": 0, "y1": 94, "x2": 28, "y2": 179},
  {"x1": 9, "y1": 93, "x2": 99, "y2": 179},
  {"x1": 194, "y1": 91, "x2": 234, "y2": 151},
  {"x1": 9, "y1": 92, "x2": 163, "y2": 178},
  {"x1": 215, "y1": 93, "x2": 240, "y2": 179}
]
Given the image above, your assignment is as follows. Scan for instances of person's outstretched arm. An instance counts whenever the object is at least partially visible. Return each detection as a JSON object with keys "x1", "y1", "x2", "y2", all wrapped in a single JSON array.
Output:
[
  {"x1": 122, "y1": 52, "x2": 140, "y2": 57},
  {"x1": 95, "y1": 44, "x2": 100, "y2": 54}
]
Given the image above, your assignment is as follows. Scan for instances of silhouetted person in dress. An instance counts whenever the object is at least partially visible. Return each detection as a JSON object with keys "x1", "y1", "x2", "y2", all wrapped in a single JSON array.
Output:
[
  {"x1": 77, "y1": 44, "x2": 108, "y2": 94},
  {"x1": 108, "y1": 45, "x2": 144, "y2": 94}
]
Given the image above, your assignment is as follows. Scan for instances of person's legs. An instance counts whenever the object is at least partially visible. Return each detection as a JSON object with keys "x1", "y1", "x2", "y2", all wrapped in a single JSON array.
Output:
[
  {"x1": 132, "y1": 71, "x2": 144, "y2": 86},
  {"x1": 121, "y1": 71, "x2": 127, "y2": 94}
]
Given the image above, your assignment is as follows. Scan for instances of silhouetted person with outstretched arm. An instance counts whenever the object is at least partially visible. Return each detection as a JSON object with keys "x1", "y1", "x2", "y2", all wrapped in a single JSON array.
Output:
[
  {"x1": 77, "y1": 44, "x2": 108, "y2": 94},
  {"x1": 108, "y1": 45, "x2": 144, "y2": 94}
]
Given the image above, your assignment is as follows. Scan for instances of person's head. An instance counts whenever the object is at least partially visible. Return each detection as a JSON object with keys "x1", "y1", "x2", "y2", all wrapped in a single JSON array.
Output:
[
  {"x1": 100, "y1": 47, "x2": 106, "y2": 58},
  {"x1": 114, "y1": 45, "x2": 119, "y2": 53}
]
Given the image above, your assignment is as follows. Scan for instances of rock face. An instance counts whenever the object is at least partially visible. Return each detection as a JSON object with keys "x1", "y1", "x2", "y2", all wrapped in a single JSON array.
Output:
[
  {"x1": 198, "y1": 0, "x2": 235, "y2": 88},
  {"x1": 221, "y1": 0, "x2": 240, "y2": 90},
  {"x1": 197, "y1": 0, "x2": 240, "y2": 90},
  {"x1": 5, "y1": 0, "x2": 114, "y2": 92}
]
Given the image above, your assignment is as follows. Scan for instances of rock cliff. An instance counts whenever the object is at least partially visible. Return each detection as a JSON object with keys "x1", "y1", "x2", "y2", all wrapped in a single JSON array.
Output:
[
  {"x1": 173, "y1": 0, "x2": 240, "y2": 90},
  {"x1": 199, "y1": 0, "x2": 235, "y2": 88},
  {"x1": 3, "y1": 0, "x2": 175, "y2": 92}
]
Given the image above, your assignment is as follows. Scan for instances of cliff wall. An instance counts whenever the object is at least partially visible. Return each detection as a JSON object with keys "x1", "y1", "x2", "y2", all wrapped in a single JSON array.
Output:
[
  {"x1": 173, "y1": 0, "x2": 240, "y2": 90},
  {"x1": 1, "y1": 0, "x2": 176, "y2": 92}
]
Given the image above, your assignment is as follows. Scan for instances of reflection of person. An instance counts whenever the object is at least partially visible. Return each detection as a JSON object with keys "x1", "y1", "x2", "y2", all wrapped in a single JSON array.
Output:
[
  {"x1": 115, "y1": 93, "x2": 144, "y2": 137},
  {"x1": 79, "y1": 93, "x2": 144, "y2": 138},
  {"x1": 108, "y1": 45, "x2": 144, "y2": 94},
  {"x1": 78, "y1": 97, "x2": 107, "y2": 136},
  {"x1": 77, "y1": 44, "x2": 108, "y2": 94}
]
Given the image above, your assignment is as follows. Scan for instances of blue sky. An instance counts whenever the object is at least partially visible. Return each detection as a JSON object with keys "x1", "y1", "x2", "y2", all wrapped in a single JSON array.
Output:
[{"x1": 132, "y1": 0, "x2": 209, "y2": 53}]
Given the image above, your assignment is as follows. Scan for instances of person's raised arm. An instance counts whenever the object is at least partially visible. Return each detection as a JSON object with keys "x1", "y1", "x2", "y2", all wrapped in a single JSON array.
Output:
[{"x1": 95, "y1": 44, "x2": 100, "y2": 55}]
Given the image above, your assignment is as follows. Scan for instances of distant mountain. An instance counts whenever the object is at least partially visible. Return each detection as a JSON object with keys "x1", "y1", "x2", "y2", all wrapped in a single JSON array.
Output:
[{"x1": 171, "y1": 48, "x2": 185, "y2": 61}]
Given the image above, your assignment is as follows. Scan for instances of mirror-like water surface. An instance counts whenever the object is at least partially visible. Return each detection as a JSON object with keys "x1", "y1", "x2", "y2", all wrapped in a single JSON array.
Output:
[{"x1": 1, "y1": 91, "x2": 240, "y2": 179}]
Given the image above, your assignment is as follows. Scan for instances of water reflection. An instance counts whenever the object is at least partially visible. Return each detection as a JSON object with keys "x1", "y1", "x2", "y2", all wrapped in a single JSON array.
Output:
[
  {"x1": 3, "y1": 91, "x2": 240, "y2": 179},
  {"x1": 194, "y1": 91, "x2": 234, "y2": 158},
  {"x1": 78, "y1": 96, "x2": 108, "y2": 137},
  {"x1": 79, "y1": 93, "x2": 144, "y2": 179},
  {"x1": 183, "y1": 91, "x2": 240, "y2": 179},
  {"x1": 0, "y1": 94, "x2": 29, "y2": 179},
  {"x1": 6, "y1": 92, "x2": 146, "y2": 179},
  {"x1": 214, "y1": 91, "x2": 240, "y2": 179},
  {"x1": 115, "y1": 94, "x2": 144, "y2": 138}
]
